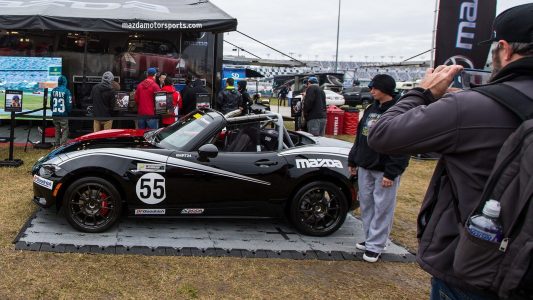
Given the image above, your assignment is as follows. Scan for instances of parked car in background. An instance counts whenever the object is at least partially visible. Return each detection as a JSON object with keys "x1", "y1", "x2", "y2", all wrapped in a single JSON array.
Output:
[
  {"x1": 324, "y1": 90, "x2": 345, "y2": 106},
  {"x1": 342, "y1": 86, "x2": 373, "y2": 107},
  {"x1": 291, "y1": 90, "x2": 345, "y2": 107}
]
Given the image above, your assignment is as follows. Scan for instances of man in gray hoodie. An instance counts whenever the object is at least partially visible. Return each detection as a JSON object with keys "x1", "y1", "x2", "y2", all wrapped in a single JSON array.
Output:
[
  {"x1": 90, "y1": 71, "x2": 116, "y2": 132},
  {"x1": 368, "y1": 4, "x2": 533, "y2": 299}
]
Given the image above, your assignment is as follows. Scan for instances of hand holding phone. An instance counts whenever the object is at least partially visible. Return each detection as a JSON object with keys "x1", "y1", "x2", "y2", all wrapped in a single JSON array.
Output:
[{"x1": 420, "y1": 65, "x2": 464, "y2": 99}]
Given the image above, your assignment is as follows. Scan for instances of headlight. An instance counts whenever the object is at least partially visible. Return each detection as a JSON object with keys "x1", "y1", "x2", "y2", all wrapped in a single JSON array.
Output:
[{"x1": 38, "y1": 164, "x2": 61, "y2": 178}]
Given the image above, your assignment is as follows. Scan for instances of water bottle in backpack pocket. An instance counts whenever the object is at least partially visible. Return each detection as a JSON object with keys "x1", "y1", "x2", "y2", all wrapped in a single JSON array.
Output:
[
  {"x1": 453, "y1": 199, "x2": 507, "y2": 290},
  {"x1": 466, "y1": 199, "x2": 503, "y2": 243}
]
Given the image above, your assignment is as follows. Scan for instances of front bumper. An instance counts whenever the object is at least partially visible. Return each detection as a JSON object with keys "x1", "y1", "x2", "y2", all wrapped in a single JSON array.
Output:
[{"x1": 32, "y1": 175, "x2": 57, "y2": 208}]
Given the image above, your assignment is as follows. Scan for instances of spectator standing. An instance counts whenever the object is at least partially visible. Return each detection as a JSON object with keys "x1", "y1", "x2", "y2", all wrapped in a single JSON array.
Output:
[
  {"x1": 156, "y1": 72, "x2": 167, "y2": 89},
  {"x1": 238, "y1": 80, "x2": 252, "y2": 115},
  {"x1": 180, "y1": 75, "x2": 195, "y2": 116},
  {"x1": 348, "y1": 74, "x2": 409, "y2": 263},
  {"x1": 217, "y1": 78, "x2": 242, "y2": 114},
  {"x1": 91, "y1": 71, "x2": 116, "y2": 132},
  {"x1": 278, "y1": 84, "x2": 289, "y2": 106},
  {"x1": 50, "y1": 75, "x2": 72, "y2": 145},
  {"x1": 135, "y1": 67, "x2": 161, "y2": 129},
  {"x1": 161, "y1": 77, "x2": 182, "y2": 126},
  {"x1": 303, "y1": 77, "x2": 326, "y2": 136},
  {"x1": 181, "y1": 78, "x2": 208, "y2": 116},
  {"x1": 367, "y1": 4, "x2": 533, "y2": 298}
]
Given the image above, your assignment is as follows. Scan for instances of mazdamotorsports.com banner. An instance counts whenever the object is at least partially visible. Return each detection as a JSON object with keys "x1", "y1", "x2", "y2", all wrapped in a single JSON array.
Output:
[{"x1": 435, "y1": 0, "x2": 497, "y2": 69}]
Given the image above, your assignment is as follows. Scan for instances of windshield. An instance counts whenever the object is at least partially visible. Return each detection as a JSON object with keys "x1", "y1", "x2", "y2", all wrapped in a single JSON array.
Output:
[{"x1": 155, "y1": 112, "x2": 216, "y2": 150}]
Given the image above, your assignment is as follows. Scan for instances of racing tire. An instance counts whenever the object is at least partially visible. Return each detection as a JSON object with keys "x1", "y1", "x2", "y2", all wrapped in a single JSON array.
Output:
[
  {"x1": 63, "y1": 177, "x2": 122, "y2": 233},
  {"x1": 289, "y1": 181, "x2": 348, "y2": 236}
]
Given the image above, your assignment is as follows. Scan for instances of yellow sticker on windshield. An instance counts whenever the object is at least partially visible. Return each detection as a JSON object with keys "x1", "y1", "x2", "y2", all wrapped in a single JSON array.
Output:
[{"x1": 193, "y1": 113, "x2": 202, "y2": 119}]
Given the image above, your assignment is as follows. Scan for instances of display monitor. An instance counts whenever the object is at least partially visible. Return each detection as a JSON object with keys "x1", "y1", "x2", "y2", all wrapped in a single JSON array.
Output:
[{"x1": 0, "y1": 56, "x2": 62, "y2": 113}]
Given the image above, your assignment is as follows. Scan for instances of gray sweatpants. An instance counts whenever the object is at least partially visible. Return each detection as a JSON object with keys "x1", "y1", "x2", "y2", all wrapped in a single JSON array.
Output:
[{"x1": 357, "y1": 167, "x2": 401, "y2": 253}]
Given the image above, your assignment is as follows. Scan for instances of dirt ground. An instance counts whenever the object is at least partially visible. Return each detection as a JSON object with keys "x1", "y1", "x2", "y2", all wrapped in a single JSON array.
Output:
[{"x1": 0, "y1": 145, "x2": 436, "y2": 299}]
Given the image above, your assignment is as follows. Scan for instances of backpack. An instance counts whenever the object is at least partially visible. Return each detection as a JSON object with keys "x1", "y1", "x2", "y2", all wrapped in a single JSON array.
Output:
[{"x1": 452, "y1": 83, "x2": 533, "y2": 299}]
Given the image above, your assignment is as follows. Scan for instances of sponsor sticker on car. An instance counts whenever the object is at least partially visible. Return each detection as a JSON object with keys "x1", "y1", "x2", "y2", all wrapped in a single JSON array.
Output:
[
  {"x1": 33, "y1": 175, "x2": 53, "y2": 190},
  {"x1": 136, "y1": 163, "x2": 166, "y2": 173},
  {"x1": 134, "y1": 209, "x2": 166, "y2": 215},
  {"x1": 181, "y1": 208, "x2": 205, "y2": 215}
]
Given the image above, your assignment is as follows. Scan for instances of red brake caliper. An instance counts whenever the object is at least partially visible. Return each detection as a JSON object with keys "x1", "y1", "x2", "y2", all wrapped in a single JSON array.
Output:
[{"x1": 99, "y1": 192, "x2": 109, "y2": 216}]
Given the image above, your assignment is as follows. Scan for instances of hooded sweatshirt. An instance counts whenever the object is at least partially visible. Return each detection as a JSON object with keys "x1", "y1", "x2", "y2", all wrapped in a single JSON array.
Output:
[
  {"x1": 90, "y1": 72, "x2": 116, "y2": 118},
  {"x1": 135, "y1": 76, "x2": 161, "y2": 116},
  {"x1": 348, "y1": 98, "x2": 409, "y2": 180},
  {"x1": 50, "y1": 75, "x2": 72, "y2": 117}
]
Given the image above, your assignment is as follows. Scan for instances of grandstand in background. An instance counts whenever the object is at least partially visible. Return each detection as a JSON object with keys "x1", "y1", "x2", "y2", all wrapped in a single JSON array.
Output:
[{"x1": 223, "y1": 55, "x2": 430, "y2": 95}]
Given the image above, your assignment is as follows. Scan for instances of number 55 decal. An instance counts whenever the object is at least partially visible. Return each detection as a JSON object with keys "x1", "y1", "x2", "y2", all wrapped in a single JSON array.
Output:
[{"x1": 136, "y1": 173, "x2": 166, "y2": 204}]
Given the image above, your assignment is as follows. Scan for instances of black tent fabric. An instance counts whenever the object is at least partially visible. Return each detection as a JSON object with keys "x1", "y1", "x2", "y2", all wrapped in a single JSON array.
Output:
[
  {"x1": 0, "y1": 0, "x2": 237, "y2": 33},
  {"x1": 245, "y1": 68, "x2": 264, "y2": 78}
]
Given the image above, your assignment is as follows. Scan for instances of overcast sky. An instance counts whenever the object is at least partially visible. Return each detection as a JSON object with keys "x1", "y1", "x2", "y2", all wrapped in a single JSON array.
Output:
[{"x1": 210, "y1": 0, "x2": 532, "y2": 62}]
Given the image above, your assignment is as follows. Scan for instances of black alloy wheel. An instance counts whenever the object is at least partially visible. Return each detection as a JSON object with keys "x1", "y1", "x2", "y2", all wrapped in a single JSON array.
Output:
[
  {"x1": 289, "y1": 181, "x2": 348, "y2": 236},
  {"x1": 63, "y1": 177, "x2": 122, "y2": 233}
]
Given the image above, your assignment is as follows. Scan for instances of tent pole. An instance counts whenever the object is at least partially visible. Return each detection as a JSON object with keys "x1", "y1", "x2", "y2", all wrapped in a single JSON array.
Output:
[
  {"x1": 212, "y1": 33, "x2": 219, "y2": 107},
  {"x1": 430, "y1": 0, "x2": 440, "y2": 68}
]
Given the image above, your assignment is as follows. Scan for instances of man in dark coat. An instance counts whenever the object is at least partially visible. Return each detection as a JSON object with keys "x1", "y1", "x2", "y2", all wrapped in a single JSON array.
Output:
[
  {"x1": 181, "y1": 78, "x2": 208, "y2": 116},
  {"x1": 237, "y1": 80, "x2": 252, "y2": 115},
  {"x1": 303, "y1": 76, "x2": 326, "y2": 136},
  {"x1": 217, "y1": 78, "x2": 242, "y2": 114},
  {"x1": 91, "y1": 71, "x2": 116, "y2": 132},
  {"x1": 368, "y1": 4, "x2": 533, "y2": 299}
]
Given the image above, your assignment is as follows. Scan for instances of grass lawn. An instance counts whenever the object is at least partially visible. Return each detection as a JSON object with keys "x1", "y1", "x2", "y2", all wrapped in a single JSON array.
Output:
[{"x1": 0, "y1": 142, "x2": 436, "y2": 299}]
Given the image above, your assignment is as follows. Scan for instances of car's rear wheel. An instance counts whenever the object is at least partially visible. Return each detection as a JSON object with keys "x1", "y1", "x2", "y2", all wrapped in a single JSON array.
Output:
[
  {"x1": 63, "y1": 177, "x2": 122, "y2": 233},
  {"x1": 289, "y1": 181, "x2": 348, "y2": 236}
]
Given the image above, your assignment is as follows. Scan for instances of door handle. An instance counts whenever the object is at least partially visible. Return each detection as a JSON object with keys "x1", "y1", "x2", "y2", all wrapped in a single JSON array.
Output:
[{"x1": 254, "y1": 160, "x2": 278, "y2": 166}]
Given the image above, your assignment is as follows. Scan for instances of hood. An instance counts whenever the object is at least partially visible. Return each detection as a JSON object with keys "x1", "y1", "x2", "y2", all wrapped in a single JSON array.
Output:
[
  {"x1": 141, "y1": 77, "x2": 156, "y2": 87},
  {"x1": 490, "y1": 56, "x2": 533, "y2": 83},
  {"x1": 57, "y1": 75, "x2": 67, "y2": 87},
  {"x1": 73, "y1": 129, "x2": 148, "y2": 142}
]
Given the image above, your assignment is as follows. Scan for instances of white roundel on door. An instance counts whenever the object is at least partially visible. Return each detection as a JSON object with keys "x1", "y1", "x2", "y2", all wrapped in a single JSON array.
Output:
[{"x1": 136, "y1": 173, "x2": 166, "y2": 205}]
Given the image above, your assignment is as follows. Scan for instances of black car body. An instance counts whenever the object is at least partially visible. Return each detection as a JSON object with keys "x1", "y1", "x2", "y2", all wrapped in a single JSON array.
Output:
[
  {"x1": 32, "y1": 110, "x2": 356, "y2": 236},
  {"x1": 343, "y1": 86, "x2": 373, "y2": 107}
]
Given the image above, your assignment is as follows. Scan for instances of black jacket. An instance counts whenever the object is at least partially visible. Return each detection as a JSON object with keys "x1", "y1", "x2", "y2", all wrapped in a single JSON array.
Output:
[
  {"x1": 239, "y1": 89, "x2": 252, "y2": 115},
  {"x1": 349, "y1": 98, "x2": 409, "y2": 180},
  {"x1": 90, "y1": 82, "x2": 116, "y2": 118},
  {"x1": 367, "y1": 57, "x2": 533, "y2": 294},
  {"x1": 181, "y1": 80, "x2": 208, "y2": 116},
  {"x1": 217, "y1": 87, "x2": 242, "y2": 114},
  {"x1": 303, "y1": 84, "x2": 326, "y2": 120}
]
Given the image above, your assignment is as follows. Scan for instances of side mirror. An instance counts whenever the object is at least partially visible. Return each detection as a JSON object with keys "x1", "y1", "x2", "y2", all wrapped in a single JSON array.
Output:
[{"x1": 198, "y1": 144, "x2": 218, "y2": 161}]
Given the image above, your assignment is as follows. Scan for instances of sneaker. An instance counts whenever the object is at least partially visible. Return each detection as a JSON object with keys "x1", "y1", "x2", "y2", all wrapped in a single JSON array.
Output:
[
  {"x1": 363, "y1": 250, "x2": 381, "y2": 263},
  {"x1": 356, "y1": 242, "x2": 388, "y2": 252},
  {"x1": 355, "y1": 242, "x2": 366, "y2": 251}
]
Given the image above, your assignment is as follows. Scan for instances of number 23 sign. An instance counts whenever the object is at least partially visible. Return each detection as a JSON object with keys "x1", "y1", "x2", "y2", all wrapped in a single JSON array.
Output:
[{"x1": 136, "y1": 173, "x2": 166, "y2": 204}]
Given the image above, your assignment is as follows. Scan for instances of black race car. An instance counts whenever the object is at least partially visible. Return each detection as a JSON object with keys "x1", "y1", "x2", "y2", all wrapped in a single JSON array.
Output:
[{"x1": 32, "y1": 110, "x2": 356, "y2": 236}]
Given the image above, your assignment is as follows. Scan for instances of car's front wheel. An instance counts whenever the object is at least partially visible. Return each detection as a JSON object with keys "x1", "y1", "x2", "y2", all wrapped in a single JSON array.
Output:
[
  {"x1": 63, "y1": 177, "x2": 122, "y2": 233},
  {"x1": 289, "y1": 181, "x2": 348, "y2": 236}
]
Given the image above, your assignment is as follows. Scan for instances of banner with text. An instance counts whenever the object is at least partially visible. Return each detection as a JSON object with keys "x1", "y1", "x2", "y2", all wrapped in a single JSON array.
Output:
[{"x1": 434, "y1": 0, "x2": 497, "y2": 69}]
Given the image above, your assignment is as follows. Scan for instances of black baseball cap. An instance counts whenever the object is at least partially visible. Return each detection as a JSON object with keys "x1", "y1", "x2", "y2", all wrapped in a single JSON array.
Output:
[{"x1": 480, "y1": 3, "x2": 533, "y2": 44}]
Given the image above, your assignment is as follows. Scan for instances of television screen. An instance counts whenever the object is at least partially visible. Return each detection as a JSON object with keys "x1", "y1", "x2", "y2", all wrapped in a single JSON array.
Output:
[{"x1": 0, "y1": 56, "x2": 62, "y2": 113}]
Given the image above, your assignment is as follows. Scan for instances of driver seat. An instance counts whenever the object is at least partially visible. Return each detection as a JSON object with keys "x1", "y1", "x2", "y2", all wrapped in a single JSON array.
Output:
[{"x1": 225, "y1": 126, "x2": 259, "y2": 152}]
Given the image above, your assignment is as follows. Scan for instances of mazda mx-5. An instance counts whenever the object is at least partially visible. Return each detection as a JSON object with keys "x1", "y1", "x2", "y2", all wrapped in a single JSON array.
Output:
[{"x1": 32, "y1": 110, "x2": 356, "y2": 236}]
